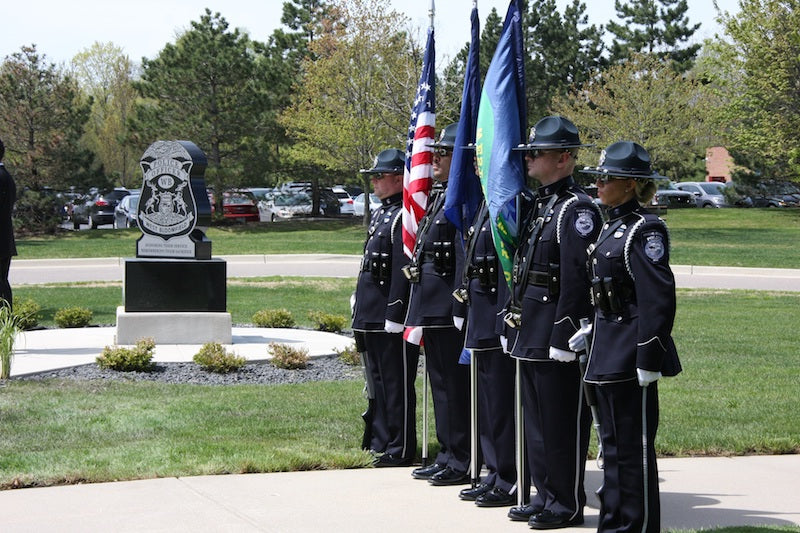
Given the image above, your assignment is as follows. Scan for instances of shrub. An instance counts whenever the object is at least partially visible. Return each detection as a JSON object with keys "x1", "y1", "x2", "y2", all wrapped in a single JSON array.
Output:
[
  {"x1": 96, "y1": 338, "x2": 156, "y2": 372},
  {"x1": 269, "y1": 342, "x2": 309, "y2": 369},
  {"x1": 308, "y1": 311, "x2": 347, "y2": 332},
  {"x1": 11, "y1": 297, "x2": 41, "y2": 330},
  {"x1": 13, "y1": 189, "x2": 63, "y2": 236},
  {"x1": 54, "y1": 306, "x2": 93, "y2": 328},
  {"x1": 0, "y1": 305, "x2": 23, "y2": 379},
  {"x1": 193, "y1": 342, "x2": 247, "y2": 374},
  {"x1": 252, "y1": 308, "x2": 295, "y2": 328},
  {"x1": 334, "y1": 343, "x2": 360, "y2": 366}
]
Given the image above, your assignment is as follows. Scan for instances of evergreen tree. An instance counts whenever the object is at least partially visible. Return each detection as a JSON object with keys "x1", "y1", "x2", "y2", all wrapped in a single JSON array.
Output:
[
  {"x1": 607, "y1": 0, "x2": 700, "y2": 72},
  {"x1": 525, "y1": 0, "x2": 605, "y2": 121},
  {"x1": 0, "y1": 45, "x2": 98, "y2": 191}
]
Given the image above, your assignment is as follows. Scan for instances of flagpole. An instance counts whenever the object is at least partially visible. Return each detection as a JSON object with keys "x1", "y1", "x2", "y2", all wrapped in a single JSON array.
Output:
[{"x1": 429, "y1": 0, "x2": 435, "y2": 27}]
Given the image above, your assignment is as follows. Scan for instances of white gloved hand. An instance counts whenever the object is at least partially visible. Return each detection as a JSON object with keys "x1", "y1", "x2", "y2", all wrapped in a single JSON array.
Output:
[
  {"x1": 349, "y1": 292, "x2": 356, "y2": 315},
  {"x1": 453, "y1": 316, "x2": 464, "y2": 331},
  {"x1": 384, "y1": 320, "x2": 404, "y2": 334},
  {"x1": 549, "y1": 346, "x2": 577, "y2": 362},
  {"x1": 500, "y1": 335, "x2": 508, "y2": 352},
  {"x1": 637, "y1": 368, "x2": 662, "y2": 387},
  {"x1": 567, "y1": 322, "x2": 593, "y2": 352}
]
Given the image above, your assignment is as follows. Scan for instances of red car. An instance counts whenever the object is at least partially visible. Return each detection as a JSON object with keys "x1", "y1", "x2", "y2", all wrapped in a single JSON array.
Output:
[{"x1": 222, "y1": 190, "x2": 259, "y2": 223}]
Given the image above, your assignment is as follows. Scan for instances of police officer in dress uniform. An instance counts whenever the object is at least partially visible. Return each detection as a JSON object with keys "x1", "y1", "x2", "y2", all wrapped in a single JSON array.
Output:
[
  {"x1": 352, "y1": 148, "x2": 419, "y2": 466},
  {"x1": 502, "y1": 116, "x2": 602, "y2": 528},
  {"x1": 406, "y1": 124, "x2": 471, "y2": 486},
  {"x1": 571, "y1": 141, "x2": 682, "y2": 532},
  {"x1": 453, "y1": 192, "x2": 517, "y2": 507},
  {"x1": 0, "y1": 138, "x2": 16, "y2": 310}
]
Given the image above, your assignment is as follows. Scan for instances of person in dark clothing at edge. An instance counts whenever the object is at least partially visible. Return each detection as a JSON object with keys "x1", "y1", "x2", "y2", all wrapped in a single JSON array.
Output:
[
  {"x1": 452, "y1": 146, "x2": 517, "y2": 508},
  {"x1": 571, "y1": 141, "x2": 682, "y2": 532},
  {"x1": 502, "y1": 116, "x2": 602, "y2": 529},
  {"x1": 0, "y1": 138, "x2": 17, "y2": 311},
  {"x1": 405, "y1": 124, "x2": 471, "y2": 486},
  {"x1": 351, "y1": 148, "x2": 419, "y2": 467}
]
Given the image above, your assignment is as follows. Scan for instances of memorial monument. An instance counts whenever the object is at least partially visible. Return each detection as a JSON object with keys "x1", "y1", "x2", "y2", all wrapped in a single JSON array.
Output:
[{"x1": 116, "y1": 140, "x2": 232, "y2": 344}]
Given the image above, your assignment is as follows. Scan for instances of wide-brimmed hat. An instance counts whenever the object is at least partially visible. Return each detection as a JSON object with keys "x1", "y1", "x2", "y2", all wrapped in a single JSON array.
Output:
[
  {"x1": 428, "y1": 123, "x2": 458, "y2": 149},
  {"x1": 512, "y1": 116, "x2": 593, "y2": 151},
  {"x1": 580, "y1": 141, "x2": 669, "y2": 181},
  {"x1": 360, "y1": 148, "x2": 405, "y2": 174}
]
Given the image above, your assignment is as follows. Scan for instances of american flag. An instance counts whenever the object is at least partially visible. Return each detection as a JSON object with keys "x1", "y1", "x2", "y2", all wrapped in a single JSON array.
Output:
[{"x1": 402, "y1": 27, "x2": 435, "y2": 259}]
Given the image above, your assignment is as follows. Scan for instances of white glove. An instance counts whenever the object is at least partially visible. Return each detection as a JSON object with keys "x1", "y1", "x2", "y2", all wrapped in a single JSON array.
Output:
[
  {"x1": 549, "y1": 346, "x2": 577, "y2": 362},
  {"x1": 500, "y1": 335, "x2": 508, "y2": 352},
  {"x1": 384, "y1": 320, "x2": 404, "y2": 334},
  {"x1": 567, "y1": 322, "x2": 593, "y2": 352},
  {"x1": 453, "y1": 316, "x2": 464, "y2": 331},
  {"x1": 350, "y1": 292, "x2": 356, "y2": 315},
  {"x1": 637, "y1": 368, "x2": 662, "y2": 387}
]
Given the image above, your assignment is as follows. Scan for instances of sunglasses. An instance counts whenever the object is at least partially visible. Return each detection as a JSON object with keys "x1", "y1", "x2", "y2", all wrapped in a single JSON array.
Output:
[
  {"x1": 525, "y1": 149, "x2": 573, "y2": 159},
  {"x1": 432, "y1": 148, "x2": 453, "y2": 157},
  {"x1": 595, "y1": 175, "x2": 632, "y2": 184}
]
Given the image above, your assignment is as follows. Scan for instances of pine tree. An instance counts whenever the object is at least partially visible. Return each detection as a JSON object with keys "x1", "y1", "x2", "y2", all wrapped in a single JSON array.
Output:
[{"x1": 607, "y1": 0, "x2": 700, "y2": 72}]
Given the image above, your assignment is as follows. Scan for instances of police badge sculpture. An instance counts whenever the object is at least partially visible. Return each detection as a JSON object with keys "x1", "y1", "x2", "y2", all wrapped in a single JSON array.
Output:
[{"x1": 136, "y1": 140, "x2": 212, "y2": 259}]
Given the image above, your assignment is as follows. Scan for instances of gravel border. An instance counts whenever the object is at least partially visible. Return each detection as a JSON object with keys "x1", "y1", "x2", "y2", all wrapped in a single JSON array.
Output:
[{"x1": 14, "y1": 356, "x2": 364, "y2": 386}]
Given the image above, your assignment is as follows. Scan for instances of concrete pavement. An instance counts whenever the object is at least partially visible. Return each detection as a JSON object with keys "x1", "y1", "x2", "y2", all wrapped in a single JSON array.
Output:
[{"x1": 2, "y1": 455, "x2": 798, "y2": 532}]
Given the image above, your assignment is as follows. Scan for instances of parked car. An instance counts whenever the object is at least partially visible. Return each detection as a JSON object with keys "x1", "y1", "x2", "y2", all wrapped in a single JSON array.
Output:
[
  {"x1": 222, "y1": 190, "x2": 260, "y2": 223},
  {"x1": 675, "y1": 181, "x2": 730, "y2": 208},
  {"x1": 114, "y1": 194, "x2": 140, "y2": 228},
  {"x1": 70, "y1": 188, "x2": 131, "y2": 229},
  {"x1": 318, "y1": 187, "x2": 342, "y2": 216},
  {"x1": 649, "y1": 181, "x2": 697, "y2": 212},
  {"x1": 353, "y1": 192, "x2": 381, "y2": 217},
  {"x1": 263, "y1": 192, "x2": 314, "y2": 221},
  {"x1": 728, "y1": 181, "x2": 797, "y2": 207},
  {"x1": 332, "y1": 186, "x2": 355, "y2": 215}
]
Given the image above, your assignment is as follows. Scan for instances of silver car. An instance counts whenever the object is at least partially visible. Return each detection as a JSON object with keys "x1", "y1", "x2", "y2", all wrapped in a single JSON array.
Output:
[
  {"x1": 676, "y1": 181, "x2": 730, "y2": 208},
  {"x1": 113, "y1": 194, "x2": 140, "y2": 228}
]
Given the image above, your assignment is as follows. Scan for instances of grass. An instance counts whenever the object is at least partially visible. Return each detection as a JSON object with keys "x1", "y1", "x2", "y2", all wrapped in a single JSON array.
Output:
[
  {"x1": 665, "y1": 208, "x2": 800, "y2": 267},
  {"x1": 1, "y1": 288, "x2": 798, "y2": 489},
  {"x1": 14, "y1": 277, "x2": 355, "y2": 328},
  {"x1": 16, "y1": 219, "x2": 367, "y2": 259}
]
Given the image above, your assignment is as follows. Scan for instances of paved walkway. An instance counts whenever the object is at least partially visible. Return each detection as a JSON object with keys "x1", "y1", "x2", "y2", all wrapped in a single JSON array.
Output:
[{"x1": 2, "y1": 455, "x2": 798, "y2": 532}]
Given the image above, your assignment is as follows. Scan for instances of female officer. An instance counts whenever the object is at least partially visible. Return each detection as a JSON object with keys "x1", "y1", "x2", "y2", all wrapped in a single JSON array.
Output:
[{"x1": 572, "y1": 141, "x2": 682, "y2": 532}]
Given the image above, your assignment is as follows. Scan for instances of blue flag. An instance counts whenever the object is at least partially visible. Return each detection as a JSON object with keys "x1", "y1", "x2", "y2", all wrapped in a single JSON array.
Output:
[
  {"x1": 475, "y1": 0, "x2": 527, "y2": 289},
  {"x1": 444, "y1": 5, "x2": 482, "y2": 238}
]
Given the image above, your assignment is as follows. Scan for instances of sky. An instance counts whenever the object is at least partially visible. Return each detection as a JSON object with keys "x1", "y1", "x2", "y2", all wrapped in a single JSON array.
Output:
[{"x1": 2, "y1": 0, "x2": 741, "y2": 67}]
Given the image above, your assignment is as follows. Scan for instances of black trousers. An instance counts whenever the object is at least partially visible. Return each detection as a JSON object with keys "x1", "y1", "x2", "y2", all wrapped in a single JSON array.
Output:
[
  {"x1": 519, "y1": 359, "x2": 591, "y2": 517},
  {"x1": 363, "y1": 332, "x2": 419, "y2": 459},
  {"x1": 0, "y1": 256, "x2": 11, "y2": 310},
  {"x1": 423, "y1": 326, "x2": 470, "y2": 472},
  {"x1": 595, "y1": 380, "x2": 660, "y2": 533},
  {"x1": 475, "y1": 347, "x2": 516, "y2": 491}
]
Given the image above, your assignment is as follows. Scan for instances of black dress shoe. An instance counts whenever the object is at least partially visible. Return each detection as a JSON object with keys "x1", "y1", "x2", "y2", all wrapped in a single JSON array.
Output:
[
  {"x1": 411, "y1": 462, "x2": 446, "y2": 480},
  {"x1": 508, "y1": 503, "x2": 542, "y2": 522},
  {"x1": 428, "y1": 466, "x2": 470, "y2": 486},
  {"x1": 475, "y1": 487, "x2": 516, "y2": 507},
  {"x1": 528, "y1": 509, "x2": 584, "y2": 529},
  {"x1": 458, "y1": 482, "x2": 491, "y2": 501},
  {"x1": 373, "y1": 454, "x2": 413, "y2": 467}
]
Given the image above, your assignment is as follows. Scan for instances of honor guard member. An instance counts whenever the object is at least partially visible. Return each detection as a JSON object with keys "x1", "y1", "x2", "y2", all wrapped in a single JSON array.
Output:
[
  {"x1": 453, "y1": 194, "x2": 517, "y2": 507},
  {"x1": 352, "y1": 148, "x2": 419, "y2": 467},
  {"x1": 572, "y1": 141, "x2": 682, "y2": 532},
  {"x1": 0, "y1": 138, "x2": 16, "y2": 310},
  {"x1": 503, "y1": 116, "x2": 601, "y2": 528},
  {"x1": 405, "y1": 124, "x2": 471, "y2": 486}
]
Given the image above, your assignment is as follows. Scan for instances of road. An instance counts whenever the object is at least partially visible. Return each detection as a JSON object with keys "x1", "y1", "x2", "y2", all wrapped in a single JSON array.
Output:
[{"x1": 9, "y1": 254, "x2": 800, "y2": 290}]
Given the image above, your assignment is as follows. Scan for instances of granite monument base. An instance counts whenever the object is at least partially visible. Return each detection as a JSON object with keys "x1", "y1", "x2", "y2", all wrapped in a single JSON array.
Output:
[
  {"x1": 119, "y1": 257, "x2": 230, "y2": 344},
  {"x1": 116, "y1": 307, "x2": 232, "y2": 345}
]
